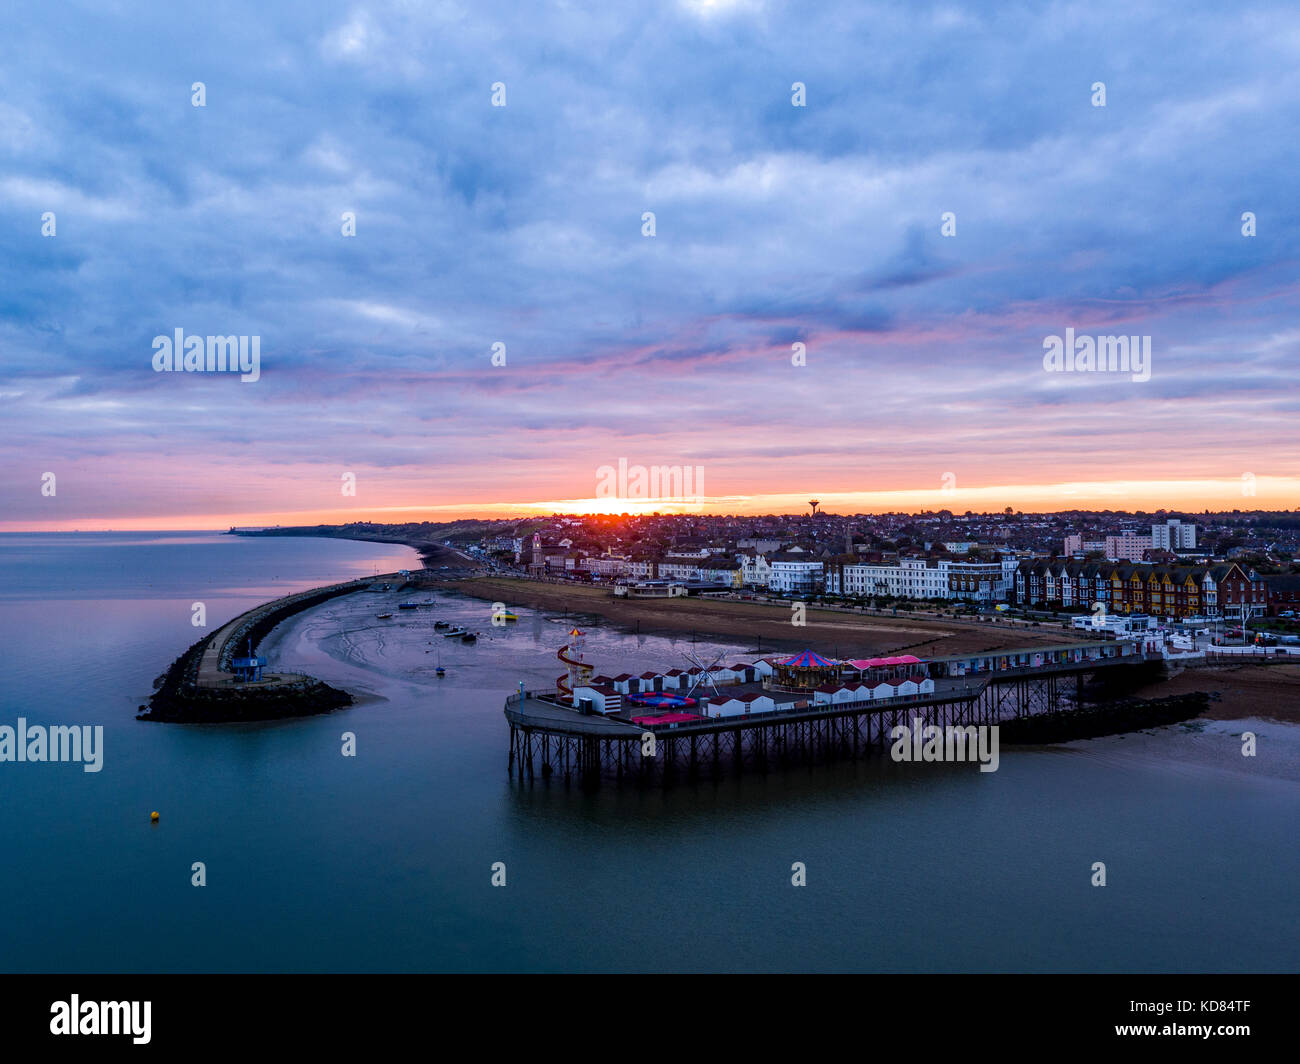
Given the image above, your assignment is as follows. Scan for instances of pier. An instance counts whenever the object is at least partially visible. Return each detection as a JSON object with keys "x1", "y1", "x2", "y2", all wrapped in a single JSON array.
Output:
[{"x1": 504, "y1": 641, "x2": 1169, "y2": 787}]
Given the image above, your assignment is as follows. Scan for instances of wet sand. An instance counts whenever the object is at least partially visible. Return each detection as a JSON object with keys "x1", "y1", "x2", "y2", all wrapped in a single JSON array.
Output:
[
  {"x1": 1059, "y1": 717, "x2": 1300, "y2": 785},
  {"x1": 1135, "y1": 662, "x2": 1300, "y2": 723},
  {"x1": 448, "y1": 577, "x2": 1086, "y2": 657}
]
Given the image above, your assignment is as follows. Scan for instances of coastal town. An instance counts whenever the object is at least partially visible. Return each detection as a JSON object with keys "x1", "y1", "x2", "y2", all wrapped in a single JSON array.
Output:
[
  {"x1": 7, "y1": 0, "x2": 1299, "y2": 1013},
  {"x1": 276, "y1": 509, "x2": 1300, "y2": 632}
]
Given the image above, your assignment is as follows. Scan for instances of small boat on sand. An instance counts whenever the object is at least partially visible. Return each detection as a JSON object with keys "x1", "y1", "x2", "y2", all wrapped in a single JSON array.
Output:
[
  {"x1": 377, "y1": 613, "x2": 393, "y2": 619},
  {"x1": 461, "y1": 632, "x2": 477, "y2": 644},
  {"x1": 434, "y1": 620, "x2": 450, "y2": 629}
]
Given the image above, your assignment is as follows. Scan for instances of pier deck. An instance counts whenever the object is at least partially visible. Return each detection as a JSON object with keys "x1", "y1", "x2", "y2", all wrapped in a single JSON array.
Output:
[
  {"x1": 506, "y1": 697, "x2": 644, "y2": 736},
  {"x1": 504, "y1": 649, "x2": 1167, "y2": 786}
]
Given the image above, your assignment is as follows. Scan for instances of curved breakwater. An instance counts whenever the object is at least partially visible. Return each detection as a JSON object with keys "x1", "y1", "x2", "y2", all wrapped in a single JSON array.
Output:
[{"x1": 141, "y1": 577, "x2": 397, "y2": 722}]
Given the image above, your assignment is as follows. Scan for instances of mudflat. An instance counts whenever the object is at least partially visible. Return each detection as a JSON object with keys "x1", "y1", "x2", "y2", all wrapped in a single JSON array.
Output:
[{"x1": 1135, "y1": 661, "x2": 1300, "y2": 723}]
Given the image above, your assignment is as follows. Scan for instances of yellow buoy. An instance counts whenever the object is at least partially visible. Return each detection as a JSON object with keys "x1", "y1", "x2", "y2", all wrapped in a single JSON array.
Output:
[{"x1": 150, "y1": 811, "x2": 160, "y2": 822}]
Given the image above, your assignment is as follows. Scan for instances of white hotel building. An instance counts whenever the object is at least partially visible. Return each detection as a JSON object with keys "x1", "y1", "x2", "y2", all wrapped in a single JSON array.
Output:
[
  {"x1": 768, "y1": 558, "x2": 825, "y2": 594},
  {"x1": 824, "y1": 557, "x2": 1016, "y2": 603}
]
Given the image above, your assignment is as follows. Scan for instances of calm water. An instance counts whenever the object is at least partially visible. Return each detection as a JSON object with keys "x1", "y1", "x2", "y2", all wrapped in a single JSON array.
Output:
[{"x1": 1, "y1": 531, "x2": 1297, "y2": 973}]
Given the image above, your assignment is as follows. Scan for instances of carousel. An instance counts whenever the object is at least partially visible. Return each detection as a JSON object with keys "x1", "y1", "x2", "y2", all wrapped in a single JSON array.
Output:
[{"x1": 769, "y1": 648, "x2": 840, "y2": 690}]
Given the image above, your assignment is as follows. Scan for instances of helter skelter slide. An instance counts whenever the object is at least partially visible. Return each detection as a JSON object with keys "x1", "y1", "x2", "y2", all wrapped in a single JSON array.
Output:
[{"x1": 555, "y1": 628, "x2": 593, "y2": 703}]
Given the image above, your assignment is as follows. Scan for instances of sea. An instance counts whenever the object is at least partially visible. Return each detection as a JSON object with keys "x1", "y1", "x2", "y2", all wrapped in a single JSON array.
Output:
[{"x1": 1, "y1": 530, "x2": 1297, "y2": 973}]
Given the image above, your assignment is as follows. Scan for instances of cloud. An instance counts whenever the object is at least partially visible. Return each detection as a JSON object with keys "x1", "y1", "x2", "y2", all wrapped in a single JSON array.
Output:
[{"x1": 1, "y1": 0, "x2": 1299, "y2": 524}]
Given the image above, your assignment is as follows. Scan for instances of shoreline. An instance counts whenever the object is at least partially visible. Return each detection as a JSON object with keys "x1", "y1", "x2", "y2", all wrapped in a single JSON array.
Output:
[
  {"x1": 228, "y1": 528, "x2": 477, "y2": 571},
  {"x1": 143, "y1": 535, "x2": 472, "y2": 724},
  {"x1": 446, "y1": 576, "x2": 1091, "y2": 657},
  {"x1": 451, "y1": 576, "x2": 1300, "y2": 726},
  {"x1": 143, "y1": 560, "x2": 1300, "y2": 731}
]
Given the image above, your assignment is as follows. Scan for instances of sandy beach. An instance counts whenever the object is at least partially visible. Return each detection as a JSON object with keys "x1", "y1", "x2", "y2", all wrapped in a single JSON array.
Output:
[{"x1": 448, "y1": 576, "x2": 1087, "y2": 657}]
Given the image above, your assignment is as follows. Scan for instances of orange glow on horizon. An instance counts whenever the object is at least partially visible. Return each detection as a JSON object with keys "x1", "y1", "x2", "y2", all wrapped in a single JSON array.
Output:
[{"x1": 3, "y1": 476, "x2": 1296, "y2": 532}]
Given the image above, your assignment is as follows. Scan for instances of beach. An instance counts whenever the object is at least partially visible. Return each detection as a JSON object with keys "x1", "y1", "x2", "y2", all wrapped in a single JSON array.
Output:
[
  {"x1": 1134, "y1": 661, "x2": 1300, "y2": 724},
  {"x1": 449, "y1": 576, "x2": 1098, "y2": 657}
]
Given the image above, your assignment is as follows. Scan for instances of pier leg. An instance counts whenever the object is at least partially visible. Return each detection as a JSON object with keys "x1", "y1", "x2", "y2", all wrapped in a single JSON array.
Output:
[{"x1": 580, "y1": 736, "x2": 600, "y2": 791}]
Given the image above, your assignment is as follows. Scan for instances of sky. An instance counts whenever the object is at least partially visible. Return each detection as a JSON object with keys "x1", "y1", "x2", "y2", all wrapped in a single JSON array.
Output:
[{"x1": 2, "y1": 0, "x2": 1299, "y2": 530}]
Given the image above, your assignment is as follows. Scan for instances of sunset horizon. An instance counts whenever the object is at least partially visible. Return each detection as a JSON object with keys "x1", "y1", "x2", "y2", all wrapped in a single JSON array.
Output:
[
  {"x1": 8, "y1": 475, "x2": 1298, "y2": 533},
  {"x1": 5, "y1": 4, "x2": 1298, "y2": 537}
]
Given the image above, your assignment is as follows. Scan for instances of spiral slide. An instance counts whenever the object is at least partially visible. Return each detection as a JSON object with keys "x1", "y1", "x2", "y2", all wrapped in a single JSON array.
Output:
[{"x1": 556, "y1": 628, "x2": 594, "y2": 703}]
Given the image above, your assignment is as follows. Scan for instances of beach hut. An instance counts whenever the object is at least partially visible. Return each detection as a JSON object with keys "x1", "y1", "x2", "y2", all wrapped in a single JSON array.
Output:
[
  {"x1": 872, "y1": 681, "x2": 896, "y2": 700},
  {"x1": 571, "y1": 685, "x2": 623, "y2": 715},
  {"x1": 708, "y1": 696, "x2": 748, "y2": 718},
  {"x1": 706, "y1": 664, "x2": 738, "y2": 685}
]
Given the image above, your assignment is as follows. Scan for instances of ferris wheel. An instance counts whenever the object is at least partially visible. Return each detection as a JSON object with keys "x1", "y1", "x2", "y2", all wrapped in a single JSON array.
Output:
[{"x1": 681, "y1": 648, "x2": 727, "y2": 700}]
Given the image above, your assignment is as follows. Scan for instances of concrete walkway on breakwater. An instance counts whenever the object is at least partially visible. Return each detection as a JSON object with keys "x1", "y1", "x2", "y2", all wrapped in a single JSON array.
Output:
[{"x1": 195, "y1": 574, "x2": 402, "y2": 688}]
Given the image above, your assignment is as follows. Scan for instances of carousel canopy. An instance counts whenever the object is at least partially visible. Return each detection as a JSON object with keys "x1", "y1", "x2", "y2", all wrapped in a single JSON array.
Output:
[{"x1": 781, "y1": 649, "x2": 836, "y2": 669}]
